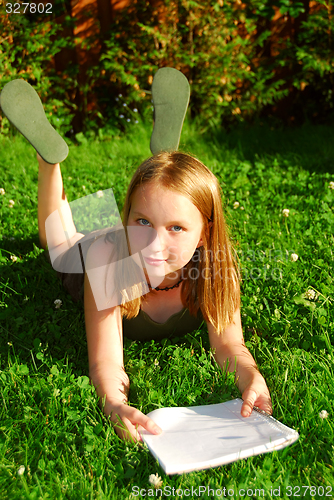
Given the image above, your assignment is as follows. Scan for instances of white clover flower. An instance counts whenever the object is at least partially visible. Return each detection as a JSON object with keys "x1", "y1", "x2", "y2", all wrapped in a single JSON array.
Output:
[
  {"x1": 240, "y1": 206, "x2": 244, "y2": 210},
  {"x1": 305, "y1": 289, "x2": 316, "y2": 300},
  {"x1": 282, "y1": 209, "x2": 290, "y2": 217},
  {"x1": 17, "y1": 465, "x2": 25, "y2": 476},
  {"x1": 54, "y1": 299, "x2": 62, "y2": 309},
  {"x1": 0, "y1": 188, "x2": 5, "y2": 195},
  {"x1": 154, "y1": 358, "x2": 159, "y2": 367},
  {"x1": 10, "y1": 255, "x2": 17, "y2": 262},
  {"x1": 233, "y1": 201, "x2": 240, "y2": 209},
  {"x1": 8, "y1": 199, "x2": 15, "y2": 207},
  {"x1": 148, "y1": 473, "x2": 163, "y2": 488},
  {"x1": 329, "y1": 181, "x2": 334, "y2": 189},
  {"x1": 319, "y1": 410, "x2": 329, "y2": 419},
  {"x1": 290, "y1": 253, "x2": 299, "y2": 262},
  {"x1": 82, "y1": 185, "x2": 86, "y2": 191},
  {"x1": 96, "y1": 190, "x2": 104, "y2": 198},
  {"x1": 133, "y1": 108, "x2": 138, "y2": 112}
]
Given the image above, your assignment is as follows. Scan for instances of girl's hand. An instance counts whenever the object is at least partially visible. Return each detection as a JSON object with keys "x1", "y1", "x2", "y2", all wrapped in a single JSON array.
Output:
[
  {"x1": 107, "y1": 399, "x2": 162, "y2": 443},
  {"x1": 240, "y1": 373, "x2": 272, "y2": 417}
]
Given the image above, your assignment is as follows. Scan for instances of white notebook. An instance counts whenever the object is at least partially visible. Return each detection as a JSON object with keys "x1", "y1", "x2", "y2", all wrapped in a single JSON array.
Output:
[{"x1": 139, "y1": 399, "x2": 299, "y2": 475}]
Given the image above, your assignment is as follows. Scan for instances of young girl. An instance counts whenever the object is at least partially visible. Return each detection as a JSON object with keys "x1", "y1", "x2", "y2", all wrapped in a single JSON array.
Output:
[{"x1": 1, "y1": 69, "x2": 272, "y2": 443}]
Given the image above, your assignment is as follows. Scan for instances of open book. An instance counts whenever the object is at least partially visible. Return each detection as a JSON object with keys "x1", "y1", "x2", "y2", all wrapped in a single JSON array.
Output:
[{"x1": 139, "y1": 399, "x2": 299, "y2": 475}]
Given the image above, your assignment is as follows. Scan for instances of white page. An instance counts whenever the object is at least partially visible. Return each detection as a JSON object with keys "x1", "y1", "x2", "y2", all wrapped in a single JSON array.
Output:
[{"x1": 139, "y1": 399, "x2": 299, "y2": 475}]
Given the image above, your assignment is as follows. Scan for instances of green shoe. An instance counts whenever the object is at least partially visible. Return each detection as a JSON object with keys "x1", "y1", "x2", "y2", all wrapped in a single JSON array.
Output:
[
  {"x1": 150, "y1": 67, "x2": 190, "y2": 155},
  {"x1": 0, "y1": 79, "x2": 69, "y2": 164}
]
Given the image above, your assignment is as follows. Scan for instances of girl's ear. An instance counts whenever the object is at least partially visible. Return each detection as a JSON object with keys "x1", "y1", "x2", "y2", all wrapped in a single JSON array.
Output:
[{"x1": 197, "y1": 220, "x2": 212, "y2": 248}]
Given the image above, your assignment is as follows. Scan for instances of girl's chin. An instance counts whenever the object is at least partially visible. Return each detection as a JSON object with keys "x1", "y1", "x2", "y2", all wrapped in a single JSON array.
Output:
[
  {"x1": 143, "y1": 267, "x2": 166, "y2": 280},
  {"x1": 130, "y1": 254, "x2": 182, "y2": 278}
]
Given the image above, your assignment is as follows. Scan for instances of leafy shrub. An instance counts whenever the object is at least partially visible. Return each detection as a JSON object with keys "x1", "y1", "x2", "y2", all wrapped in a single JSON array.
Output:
[
  {"x1": 0, "y1": 6, "x2": 77, "y2": 135},
  {"x1": 1, "y1": 0, "x2": 334, "y2": 134},
  {"x1": 74, "y1": 0, "x2": 334, "y2": 132},
  {"x1": 86, "y1": 0, "x2": 290, "y2": 132}
]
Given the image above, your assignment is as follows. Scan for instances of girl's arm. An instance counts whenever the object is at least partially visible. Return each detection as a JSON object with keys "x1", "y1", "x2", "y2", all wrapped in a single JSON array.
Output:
[
  {"x1": 84, "y1": 237, "x2": 162, "y2": 442},
  {"x1": 207, "y1": 308, "x2": 272, "y2": 417}
]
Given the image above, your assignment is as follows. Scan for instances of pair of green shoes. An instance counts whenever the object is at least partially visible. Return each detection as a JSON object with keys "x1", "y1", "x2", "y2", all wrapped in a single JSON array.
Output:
[{"x1": 0, "y1": 68, "x2": 190, "y2": 164}]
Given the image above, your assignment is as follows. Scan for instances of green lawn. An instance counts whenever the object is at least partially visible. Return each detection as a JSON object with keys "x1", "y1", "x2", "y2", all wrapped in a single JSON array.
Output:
[{"x1": 0, "y1": 117, "x2": 333, "y2": 499}]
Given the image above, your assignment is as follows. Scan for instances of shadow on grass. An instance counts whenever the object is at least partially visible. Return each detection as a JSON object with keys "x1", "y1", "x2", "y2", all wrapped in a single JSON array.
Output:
[
  {"x1": 0, "y1": 238, "x2": 88, "y2": 373},
  {"x1": 201, "y1": 120, "x2": 334, "y2": 175}
]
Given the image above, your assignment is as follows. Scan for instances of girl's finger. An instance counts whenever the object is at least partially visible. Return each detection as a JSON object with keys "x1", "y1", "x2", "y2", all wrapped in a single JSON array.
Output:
[
  {"x1": 128, "y1": 409, "x2": 162, "y2": 435},
  {"x1": 257, "y1": 395, "x2": 273, "y2": 415},
  {"x1": 112, "y1": 407, "x2": 162, "y2": 442},
  {"x1": 114, "y1": 415, "x2": 141, "y2": 442},
  {"x1": 241, "y1": 389, "x2": 258, "y2": 417}
]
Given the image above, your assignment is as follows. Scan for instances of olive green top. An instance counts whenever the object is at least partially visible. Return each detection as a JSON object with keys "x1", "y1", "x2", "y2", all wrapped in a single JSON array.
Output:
[{"x1": 123, "y1": 306, "x2": 205, "y2": 342}]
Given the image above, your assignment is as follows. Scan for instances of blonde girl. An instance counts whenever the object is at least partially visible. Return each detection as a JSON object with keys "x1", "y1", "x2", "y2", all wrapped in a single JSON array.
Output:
[{"x1": 0, "y1": 69, "x2": 272, "y2": 443}]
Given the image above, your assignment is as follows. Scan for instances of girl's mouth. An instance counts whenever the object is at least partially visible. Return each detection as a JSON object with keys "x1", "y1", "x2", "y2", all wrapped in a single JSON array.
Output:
[{"x1": 144, "y1": 257, "x2": 166, "y2": 266}]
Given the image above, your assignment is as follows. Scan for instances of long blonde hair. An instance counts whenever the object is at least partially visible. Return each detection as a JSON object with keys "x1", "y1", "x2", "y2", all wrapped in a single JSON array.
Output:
[{"x1": 103, "y1": 151, "x2": 240, "y2": 335}]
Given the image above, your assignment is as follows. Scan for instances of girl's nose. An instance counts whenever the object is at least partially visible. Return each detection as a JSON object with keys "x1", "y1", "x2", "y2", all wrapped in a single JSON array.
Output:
[{"x1": 149, "y1": 231, "x2": 167, "y2": 256}]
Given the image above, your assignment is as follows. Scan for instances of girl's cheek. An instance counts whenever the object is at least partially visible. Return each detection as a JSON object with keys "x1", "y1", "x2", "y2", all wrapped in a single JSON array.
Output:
[{"x1": 167, "y1": 252, "x2": 178, "y2": 264}]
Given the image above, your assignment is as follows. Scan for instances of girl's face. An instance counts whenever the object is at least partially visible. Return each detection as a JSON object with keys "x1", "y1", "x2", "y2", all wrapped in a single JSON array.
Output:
[{"x1": 127, "y1": 182, "x2": 206, "y2": 288}]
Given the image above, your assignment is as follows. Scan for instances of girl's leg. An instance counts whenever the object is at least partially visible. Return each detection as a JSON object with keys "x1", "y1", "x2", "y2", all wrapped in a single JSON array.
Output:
[
  {"x1": 37, "y1": 153, "x2": 84, "y2": 251},
  {"x1": 0, "y1": 80, "x2": 84, "y2": 262}
]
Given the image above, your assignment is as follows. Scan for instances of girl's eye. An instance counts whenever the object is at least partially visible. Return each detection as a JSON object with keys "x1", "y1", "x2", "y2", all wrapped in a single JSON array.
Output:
[
  {"x1": 136, "y1": 218, "x2": 183, "y2": 233},
  {"x1": 137, "y1": 218, "x2": 150, "y2": 226}
]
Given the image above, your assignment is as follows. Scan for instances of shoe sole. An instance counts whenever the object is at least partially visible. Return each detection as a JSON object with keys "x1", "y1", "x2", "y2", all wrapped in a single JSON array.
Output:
[
  {"x1": 0, "y1": 79, "x2": 69, "y2": 164},
  {"x1": 150, "y1": 67, "x2": 190, "y2": 155}
]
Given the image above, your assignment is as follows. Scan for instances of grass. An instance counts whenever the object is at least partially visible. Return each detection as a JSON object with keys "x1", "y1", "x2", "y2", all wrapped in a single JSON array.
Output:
[{"x1": 0, "y1": 116, "x2": 333, "y2": 499}]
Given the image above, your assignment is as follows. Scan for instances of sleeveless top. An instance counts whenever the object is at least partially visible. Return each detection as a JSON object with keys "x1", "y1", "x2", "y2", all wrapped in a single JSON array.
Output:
[{"x1": 122, "y1": 306, "x2": 205, "y2": 341}]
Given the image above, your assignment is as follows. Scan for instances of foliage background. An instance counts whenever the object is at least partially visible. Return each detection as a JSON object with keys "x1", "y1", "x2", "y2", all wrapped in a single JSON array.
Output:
[{"x1": 1, "y1": 0, "x2": 334, "y2": 137}]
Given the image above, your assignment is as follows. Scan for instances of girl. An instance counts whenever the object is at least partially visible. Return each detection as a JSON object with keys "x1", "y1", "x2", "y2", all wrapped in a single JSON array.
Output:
[{"x1": 0, "y1": 68, "x2": 272, "y2": 443}]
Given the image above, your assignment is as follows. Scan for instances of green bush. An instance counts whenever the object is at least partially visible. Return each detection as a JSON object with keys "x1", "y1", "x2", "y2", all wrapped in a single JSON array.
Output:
[
  {"x1": 85, "y1": 0, "x2": 334, "y2": 131},
  {"x1": 0, "y1": 5, "x2": 77, "y2": 135},
  {"x1": 1, "y1": 0, "x2": 334, "y2": 134},
  {"x1": 87, "y1": 0, "x2": 290, "y2": 131}
]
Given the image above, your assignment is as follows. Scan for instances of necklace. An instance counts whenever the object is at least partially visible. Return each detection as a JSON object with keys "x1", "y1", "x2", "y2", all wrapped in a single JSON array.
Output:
[{"x1": 148, "y1": 277, "x2": 183, "y2": 292}]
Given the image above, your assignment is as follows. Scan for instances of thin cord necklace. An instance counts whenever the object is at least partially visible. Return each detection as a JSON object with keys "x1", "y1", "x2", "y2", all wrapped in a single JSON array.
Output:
[{"x1": 148, "y1": 277, "x2": 183, "y2": 292}]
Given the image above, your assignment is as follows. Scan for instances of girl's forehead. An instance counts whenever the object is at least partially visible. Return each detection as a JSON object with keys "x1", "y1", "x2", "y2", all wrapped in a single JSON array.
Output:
[
  {"x1": 134, "y1": 182, "x2": 189, "y2": 201},
  {"x1": 132, "y1": 184, "x2": 192, "y2": 209},
  {"x1": 130, "y1": 183, "x2": 204, "y2": 222}
]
